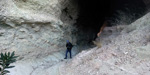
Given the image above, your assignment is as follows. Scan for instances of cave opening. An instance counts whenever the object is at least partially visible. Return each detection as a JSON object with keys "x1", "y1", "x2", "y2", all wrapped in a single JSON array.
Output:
[{"x1": 75, "y1": 0, "x2": 146, "y2": 47}]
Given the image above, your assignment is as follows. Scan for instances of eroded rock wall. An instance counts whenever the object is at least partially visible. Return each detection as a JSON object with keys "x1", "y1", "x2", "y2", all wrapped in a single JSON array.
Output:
[{"x1": 0, "y1": 0, "x2": 78, "y2": 59}]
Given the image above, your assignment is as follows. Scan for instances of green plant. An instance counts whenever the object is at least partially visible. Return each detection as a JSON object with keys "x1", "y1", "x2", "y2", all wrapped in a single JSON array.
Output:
[{"x1": 0, "y1": 51, "x2": 18, "y2": 75}]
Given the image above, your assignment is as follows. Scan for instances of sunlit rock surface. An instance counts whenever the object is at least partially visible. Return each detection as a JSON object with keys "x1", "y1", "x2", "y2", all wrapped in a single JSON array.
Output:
[
  {"x1": 0, "y1": 0, "x2": 150, "y2": 75},
  {"x1": 0, "y1": 0, "x2": 78, "y2": 74},
  {"x1": 0, "y1": 0, "x2": 78, "y2": 58},
  {"x1": 8, "y1": 12, "x2": 150, "y2": 75}
]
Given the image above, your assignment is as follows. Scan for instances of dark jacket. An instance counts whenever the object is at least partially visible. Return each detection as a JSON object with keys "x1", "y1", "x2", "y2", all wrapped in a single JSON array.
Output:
[{"x1": 66, "y1": 42, "x2": 73, "y2": 50}]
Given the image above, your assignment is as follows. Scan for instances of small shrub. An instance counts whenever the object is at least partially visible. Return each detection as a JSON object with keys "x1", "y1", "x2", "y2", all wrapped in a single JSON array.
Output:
[{"x1": 0, "y1": 51, "x2": 18, "y2": 75}]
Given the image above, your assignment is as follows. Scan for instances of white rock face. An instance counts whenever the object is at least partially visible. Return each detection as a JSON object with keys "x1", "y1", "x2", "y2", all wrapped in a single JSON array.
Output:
[
  {"x1": 7, "y1": 12, "x2": 150, "y2": 75},
  {"x1": 1, "y1": 0, "x2": 150, "y2": 75},
  {"x1": 0, "y1": 0, "x2": 78, "y2": 57},
  {"x1": 0, "y1": 1, "x2": 79, "y2": 74}
]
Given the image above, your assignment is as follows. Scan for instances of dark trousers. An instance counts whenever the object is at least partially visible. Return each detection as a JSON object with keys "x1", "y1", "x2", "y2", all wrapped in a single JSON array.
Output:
[{"x1": 65, "y1": 49, "x2": 72, "y2": 59}]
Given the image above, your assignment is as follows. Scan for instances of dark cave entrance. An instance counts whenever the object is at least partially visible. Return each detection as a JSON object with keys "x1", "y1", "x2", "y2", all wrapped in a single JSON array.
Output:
[{"x1": 75, "y1": 0, "x2": 146, "y2": 46}]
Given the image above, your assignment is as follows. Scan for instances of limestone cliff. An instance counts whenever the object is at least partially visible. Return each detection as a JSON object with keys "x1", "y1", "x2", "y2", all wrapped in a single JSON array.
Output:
[
  {"x1": 8, "y1": 11, "x2": 150, "y2": 75},
  {"x1": 0, "y1": 0, "x2": 150, "y2": 75},
  {"x1": 0, "y1": 0, "x2": 78, "y2": 59}
]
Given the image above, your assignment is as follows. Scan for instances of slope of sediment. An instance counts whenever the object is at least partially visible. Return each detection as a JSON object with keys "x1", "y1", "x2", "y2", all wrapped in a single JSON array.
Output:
[{"x1": 59, "y1": 12, "x2": 150, "y2": 75}]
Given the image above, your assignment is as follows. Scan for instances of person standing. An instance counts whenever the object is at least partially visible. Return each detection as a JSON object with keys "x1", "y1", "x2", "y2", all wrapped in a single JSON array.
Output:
[{"x1": 64, "y1": 40, "x2": 73, "y2": 59}]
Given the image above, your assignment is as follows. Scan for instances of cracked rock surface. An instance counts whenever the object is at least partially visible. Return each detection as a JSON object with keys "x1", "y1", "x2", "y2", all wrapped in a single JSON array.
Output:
[{"x1": 1, "y1": 0, "x2": 150, "y2": 75}]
